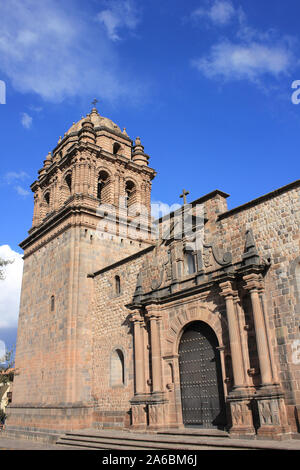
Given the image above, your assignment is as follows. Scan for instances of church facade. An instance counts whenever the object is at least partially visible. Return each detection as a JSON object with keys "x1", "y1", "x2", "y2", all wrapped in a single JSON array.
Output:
[{"x1": 7, "y1": 107, "x2": 300, "y2": 440}]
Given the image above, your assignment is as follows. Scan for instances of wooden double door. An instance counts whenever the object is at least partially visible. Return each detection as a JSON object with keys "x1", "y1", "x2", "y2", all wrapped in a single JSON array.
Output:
[{"x1": 179, "y1": 321, "x2": 226, "y2": 429}]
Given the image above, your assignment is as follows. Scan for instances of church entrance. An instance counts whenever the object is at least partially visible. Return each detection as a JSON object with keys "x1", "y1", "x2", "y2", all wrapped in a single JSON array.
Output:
[{"x1": 179, "y1": 321, "x2": 226, "y2": 429}]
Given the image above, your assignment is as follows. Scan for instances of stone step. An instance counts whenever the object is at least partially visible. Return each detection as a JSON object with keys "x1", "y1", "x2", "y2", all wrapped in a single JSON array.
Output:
[
  {"x1": 56, "y1": 430, "x2": 254, "y2": 450},
  {"x1": 56, "y1": 435, "x2": 237, "y2": 451},
  {"x1": 158, "y1": 428, "x2": 229, "y2": 438},
  {"x1": 56, "y1": 437, "x2": 155, "y2": 450}
]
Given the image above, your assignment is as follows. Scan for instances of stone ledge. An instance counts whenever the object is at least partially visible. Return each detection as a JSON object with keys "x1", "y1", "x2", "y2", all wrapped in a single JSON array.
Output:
[{"x1": 218, "y1": 179, "x2": 300, "y2": 220}]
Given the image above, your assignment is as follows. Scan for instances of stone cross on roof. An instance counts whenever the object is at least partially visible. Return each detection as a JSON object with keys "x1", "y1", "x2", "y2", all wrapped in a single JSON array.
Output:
[
  {"x1": 180, "y1": 189, "x2": 190, "y2": 205},
  {"x1": 91, "y1": 98, "x2": 98, "y2": 107}
]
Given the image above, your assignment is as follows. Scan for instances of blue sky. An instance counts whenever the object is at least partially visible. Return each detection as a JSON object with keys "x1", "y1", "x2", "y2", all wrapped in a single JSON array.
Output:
[{"x1": 0, "y1": 0, "x2": 300, "y2": 351}]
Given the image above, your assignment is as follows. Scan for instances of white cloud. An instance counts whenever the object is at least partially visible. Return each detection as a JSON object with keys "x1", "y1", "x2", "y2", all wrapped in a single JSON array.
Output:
[
  {"x1": 15, "y1": 185, "x2": 30, "y2": 197},
  {"x1": 96, "y1": 0, "x2": 140, "y2": 41},
  {"x1": 21, "y1": 112, "x2": 32, "y2": 129},
  {"x1": 192, "y1": 0, "x2": 235, "y2": 26},
  {"x1": 191, "y1": 3, "x2": 296, "y2": 86},
  {"x1": 97, "y1": 9, "x2": 122, "y2": 42},
  {"x1": 3, "y1": 171, "x2": 30, "y2": 197},
  {"x1": 4, "y1": 171, "x2": 29, "y2": 184},
  {"x1": 192, "y1": 40, "x2": 294, "y2": 82},
  {"x1": 0, "y1": 0, "x2": 142, "y2": 103},
  {"x1": 0, "y1": 245, "x2": 23, "y2": 329}
]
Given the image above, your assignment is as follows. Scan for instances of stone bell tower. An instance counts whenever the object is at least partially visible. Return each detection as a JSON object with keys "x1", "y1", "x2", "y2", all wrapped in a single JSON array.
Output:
[{"x1": 8, "y1": 106, "x2": 156, "y2": 432}]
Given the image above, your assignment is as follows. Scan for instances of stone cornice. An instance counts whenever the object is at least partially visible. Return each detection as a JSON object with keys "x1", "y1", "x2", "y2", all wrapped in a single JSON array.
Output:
[
  {"x1": 155, "y1": 190, "x2": 229, "y2": 224},
  {"x1": 89, "y1": 244, "x2": 155, "y2": 278},
  {"x1": 128, "y1": 259, "x2": 268, "y2": 310},
  {"x1": 20, "y1": 197, "x2": 101, "y2": 251},
  {"x1": 128, "y1": 278, "x2": 217, "y2": 309},
  {"x1": 218, "y1": 179, "x2": 300, "y2": 220},
  {"x1": 21, "y1": 199, "x2": 156, "y2": 255}
]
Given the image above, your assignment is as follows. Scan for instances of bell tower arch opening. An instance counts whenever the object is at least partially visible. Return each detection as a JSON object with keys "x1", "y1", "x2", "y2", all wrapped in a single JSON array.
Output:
[
  {"x1": 125, "y1": 180, "x2": 135, "y2": 207},
  {"x1": 97, "y1": 170, "x2": 110, "y2": 203}
]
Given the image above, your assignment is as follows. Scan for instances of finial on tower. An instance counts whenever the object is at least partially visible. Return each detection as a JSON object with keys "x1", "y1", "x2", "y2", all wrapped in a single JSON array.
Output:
[
  {"x1": 44, "y1": 152, "x2": 52, "y2": 169},
  {"x1": 91, "y1": 98, "x2": 99, "y2": 114},
  {"x1": 132, "y1": 136, "x2": 149, "y2": 166}
]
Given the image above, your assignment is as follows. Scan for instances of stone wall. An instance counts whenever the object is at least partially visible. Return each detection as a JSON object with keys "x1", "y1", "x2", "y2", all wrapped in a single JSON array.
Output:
[
  {"x1": 9, "y1": 218, "x2": 150, "y2": 430},
  {"x1": 91, "y1": 249, "x2": 152, "y2": 427},
  {"x1": 217, "y1": 182, "x2": 300, "y2": 425},
  {"x1": 12, "y1": 228, "x2": 73, "y2": 407}
]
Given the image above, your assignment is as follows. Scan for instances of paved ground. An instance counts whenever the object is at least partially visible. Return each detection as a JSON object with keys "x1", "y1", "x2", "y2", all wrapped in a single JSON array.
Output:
[{"x1": 0, "y1": 436, "x2": 70, "y2": 450}]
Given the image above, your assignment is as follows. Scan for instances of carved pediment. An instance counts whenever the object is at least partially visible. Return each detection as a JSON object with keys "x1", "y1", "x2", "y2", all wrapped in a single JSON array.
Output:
[{"x1": 132, "y1": 235, "x2": 233, "y2": 305}]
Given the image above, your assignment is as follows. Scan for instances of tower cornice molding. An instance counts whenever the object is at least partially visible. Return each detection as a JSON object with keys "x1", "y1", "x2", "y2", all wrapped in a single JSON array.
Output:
[
  {"x1": 33, "y1": 145, "x2": 156, "y2": 190},
  {"x1": 21, "y1": 195, "x2": 153, "y2": 255}
]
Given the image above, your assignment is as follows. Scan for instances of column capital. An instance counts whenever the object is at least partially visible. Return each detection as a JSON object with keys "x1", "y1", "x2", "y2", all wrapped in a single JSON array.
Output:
[
  {"x1": 219, "y1": 280, "x2": 236, "y2": 299},
  {"x1": 130, "y1": 310, "x2": 143, "y2": 323},
  {"x1": 243, "y1": 273, "x2": 263, "y2": 292},
  {"x1": 145, "y1": 304, "x2": 161, "y2": 320}
]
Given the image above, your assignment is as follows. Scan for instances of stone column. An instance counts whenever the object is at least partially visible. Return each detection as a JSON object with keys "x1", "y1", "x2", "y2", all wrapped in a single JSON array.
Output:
[
  {"x1": 90, "y1": 163, "x2": 96, "y2": 199},
  {"x1": 83, "y1": 160, "x2": 89, "y2": 194},
  {"x1": 258, "y1": 284, "x2": 280, "y2": 384},
  {"x1": 32, "y1": 193, "x2": 39, "y2": 227},
  {"x1": 130, "y1": 311, "x2": 146, "y2": 395},
  {"x1": 220, "y1": 280, "x2": 255, "y2": 437},
  {"x1": 74, "y1": 160, "x2": 80, "y2": 194},
  {"x1": 243, "y1": 272, "x2": 290, "y2": 438},
  {"x1": 220, "y1": 281, "x2": 247, "y2": 389},
  {"x1": 145, "y1": 304, "x2": 166, "y2": 429},
  {"x1": 54, "y1": 175, "x2": 59, "y2": 211},
  {"x1": 79, "y1": 160, "x2": 84, "y2": 194},
  {"x1": 233, "y1": 293, "x2": 253, "y2": 389},
  {"x1": 145, "y1": 305, "x2": 163, "y2": 394},
  {"x1": 130, "y1": 310, "x2": 147, "y2": 428},
  {"x1": 243, "y1": 274, "x2": 273, "y2": 386}
]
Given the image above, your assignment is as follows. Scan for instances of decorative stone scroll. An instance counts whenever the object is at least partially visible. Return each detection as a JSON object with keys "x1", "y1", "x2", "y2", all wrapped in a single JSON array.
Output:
[{"x1": 200, "y1": 242, "x2": 232, "y2": 272}]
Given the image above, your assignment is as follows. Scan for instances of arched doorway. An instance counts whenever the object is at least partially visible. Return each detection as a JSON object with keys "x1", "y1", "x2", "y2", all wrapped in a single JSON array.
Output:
[{"x1": 179, "y1": 321, "x2": 226, "y2": 429}]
